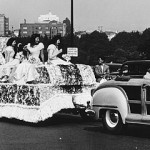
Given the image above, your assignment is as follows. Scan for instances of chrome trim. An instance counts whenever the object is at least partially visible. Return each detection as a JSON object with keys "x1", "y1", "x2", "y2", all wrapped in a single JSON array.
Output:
[
  {"x1": 92, "y1": 105, "x2": 118, "y2": 108},
  {"x1": 126, "y1": 120, "x2": 150, "y2": 125}
]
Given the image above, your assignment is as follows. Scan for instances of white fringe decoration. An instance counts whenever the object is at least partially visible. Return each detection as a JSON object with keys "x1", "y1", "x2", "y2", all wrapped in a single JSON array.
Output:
[{"x1": 0, "y1": 94, "x2": 74, "y2": 123}]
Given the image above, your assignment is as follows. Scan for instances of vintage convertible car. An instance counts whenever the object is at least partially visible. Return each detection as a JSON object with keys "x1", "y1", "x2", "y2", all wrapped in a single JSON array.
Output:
[
  {"x1": 0, "y1": 64, "x2": 97, "y2": 123},
  {"x1": 89, "y1": 60, "x2": 150, "y2": 134}
]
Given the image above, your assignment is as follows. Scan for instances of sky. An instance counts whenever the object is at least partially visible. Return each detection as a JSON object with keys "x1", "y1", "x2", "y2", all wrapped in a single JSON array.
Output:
[{"x1": 1, "y1": 0, "x2": 150, "y2": 32}]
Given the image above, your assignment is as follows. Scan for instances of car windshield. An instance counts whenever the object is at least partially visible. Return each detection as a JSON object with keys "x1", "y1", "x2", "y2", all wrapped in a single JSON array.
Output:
[
  {"x1": 121, "y1": 63, "x2": 150, "y2": 76},
  {"x1": 105, "y1": 63, "x2": 122, "y2": 73}
]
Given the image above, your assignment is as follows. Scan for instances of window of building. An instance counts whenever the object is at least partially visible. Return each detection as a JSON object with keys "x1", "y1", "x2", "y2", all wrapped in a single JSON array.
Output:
[
  {"x1": 52, "y1": 22, "x2": 56, "y2": 25},
  {"x1": 23, "y1": 31, "x2": 27, "y2": 34},
  {"x1": 46, "y1": 31, "x2": 50, "y2": 34},
  {"x1": 45, "y1": 27, "x2": 48, "y2": 30},
  {"x1": 39, "y1": 31, "x2": 42, "y2": 34},
  {"x1": 23, "y1": 27, "x2": 27, "y2": 29}
]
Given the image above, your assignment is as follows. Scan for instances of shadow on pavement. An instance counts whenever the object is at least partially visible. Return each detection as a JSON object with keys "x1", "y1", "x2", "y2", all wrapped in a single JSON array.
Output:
[
  {"x1": 0, "y1": 113, "x2": 96, "y2": 127},
  {"x1": 122, "y1": 124, "x2": 150, "y2": 139},
  {"x1": 84, "y1": 122, "x2": 150, "y2": 139}
]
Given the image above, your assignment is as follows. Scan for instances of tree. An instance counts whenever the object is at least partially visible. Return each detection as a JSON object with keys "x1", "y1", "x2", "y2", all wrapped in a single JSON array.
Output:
[
  {"x1": 110, "y1": 31, "x2": 142, "y2": 62},
  {"x1": 82, "y1": 31, "x2": 110, "y2": 65},
  {"x1": 138, "y1": 28, "x2": 150, "y2": 59},
  {"x1": 113, "y1": 48, "x2": 127, "y2": 63}
]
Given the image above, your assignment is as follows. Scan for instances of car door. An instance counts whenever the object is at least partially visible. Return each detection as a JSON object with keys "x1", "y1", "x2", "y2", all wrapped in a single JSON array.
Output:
[
  {"x1": 121, "y1": 85, "x2": 143, "y2": 123},
  {"x1": 142, "y1": 85, "x2": 150, "y2": 123}
]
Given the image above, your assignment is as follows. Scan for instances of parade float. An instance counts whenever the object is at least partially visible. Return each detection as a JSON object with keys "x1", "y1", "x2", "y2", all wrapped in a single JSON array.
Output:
[
  {"x1": 0, "y1": 38, "x2": 97, "y2": 123},
  {"x1": 0, "y1": 63, "x2": 97, "y2": 123}
]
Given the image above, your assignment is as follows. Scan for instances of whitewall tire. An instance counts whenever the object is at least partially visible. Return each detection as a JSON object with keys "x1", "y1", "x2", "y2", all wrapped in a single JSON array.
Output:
[{"x1": 102, "y1": 110, "x2": 124, "y2": 134}]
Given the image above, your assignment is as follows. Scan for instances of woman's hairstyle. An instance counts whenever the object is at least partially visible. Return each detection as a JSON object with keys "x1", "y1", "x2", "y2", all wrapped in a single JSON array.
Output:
[
  {"x1": 17, "y1": 43, "x2": 24, "y2": 52},
  {"x1": 30, "y1": 34, "x2": 40, "y2": 47},
  {"x1": 22, "y1": 49, "x2": 29, "y2": 59},
  {"x1": 6, "y1": 37, "x2": 16, "y2": 46},
  {"x1": 98, "y1": 56, "x2": 105, "y2": 62},
  {"x1": 6, "y1": 37, "x2": 18, "y2": 58},
  {"x1": 50, "y1": 35, "x2": 61, "y2": 45}
]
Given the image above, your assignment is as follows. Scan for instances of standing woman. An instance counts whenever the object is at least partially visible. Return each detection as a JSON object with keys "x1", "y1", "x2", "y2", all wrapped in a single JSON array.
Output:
[
  {"x1": 26, "y1": 34, "x2": 44, "y2": 65},
  {"x1": 47, "y1": 36, "x2": 71, "y2": 65}
]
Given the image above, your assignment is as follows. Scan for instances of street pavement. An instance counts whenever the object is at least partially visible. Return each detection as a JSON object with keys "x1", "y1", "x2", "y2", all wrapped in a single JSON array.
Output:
[{"x1": 0, "y1": 113, "x2": 150, "y2": 150}]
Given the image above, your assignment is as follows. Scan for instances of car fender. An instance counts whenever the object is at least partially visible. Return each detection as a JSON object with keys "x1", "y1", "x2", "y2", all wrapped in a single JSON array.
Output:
[{"x1": 92, "y1": 86, "x2": 128, "y2": 124}]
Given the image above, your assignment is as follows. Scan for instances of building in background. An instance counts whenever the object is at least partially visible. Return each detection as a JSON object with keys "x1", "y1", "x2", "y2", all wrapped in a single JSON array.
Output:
[
  {"x1": 38, "y1": 12, "x2": 59, "y2": 23},
  {"x1": 20, "y1": 12, "x2": 66, "y2": 38},
  {"x1": 0, "y1": 14, "x2": 9, "y2": 36}
]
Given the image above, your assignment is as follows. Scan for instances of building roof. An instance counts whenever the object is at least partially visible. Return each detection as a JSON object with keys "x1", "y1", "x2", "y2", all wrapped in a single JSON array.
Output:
[{"x1": 38, "y1": 12, "x2": 59, "y2": 23}]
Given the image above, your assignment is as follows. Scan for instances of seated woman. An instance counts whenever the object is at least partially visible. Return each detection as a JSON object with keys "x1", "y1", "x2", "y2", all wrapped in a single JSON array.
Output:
[
  {"x1": 4, "y1": 37, "x2": 17, "y2": 63},
  {"x1": 9, "y1": 50, "x2": 39, "y2": 84},
  {"x1": 0, "y1": 38, "x2": 23, "y2": 81},
  {"x1": 25, "y1": 34, "x2": 44, "y2": 66},
  {"x1": 47, "y1": 36, "x2": 71, "y2": 65}
]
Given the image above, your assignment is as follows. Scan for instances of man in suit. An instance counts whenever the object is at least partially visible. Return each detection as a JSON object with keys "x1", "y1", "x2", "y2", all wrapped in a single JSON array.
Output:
[{"x1": 94, "y1": 57, "x2": 110, "y2": 82}]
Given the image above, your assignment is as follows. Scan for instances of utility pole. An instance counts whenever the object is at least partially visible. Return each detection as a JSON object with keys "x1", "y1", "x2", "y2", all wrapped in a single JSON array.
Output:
[
  {"x1": 11, "y1": 26, "x2": 14, "y2": 36},
  {"x1": 71, "y1": 0, "x2": 74, "y2": 47}
]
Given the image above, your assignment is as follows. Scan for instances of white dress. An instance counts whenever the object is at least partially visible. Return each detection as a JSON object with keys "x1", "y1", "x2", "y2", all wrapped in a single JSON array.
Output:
[
  {"x1": 47, "y1": 44, "x2": 71, "y2": 65},
  {"x1": 7, "y1": 42, "x2": 44, "y2": 84},
  {"x1": 12, "y1": 59, "x2": 39, "y2": 84},
  {"x1": 27, "y1": 43, "x2": 44, "y2": 65},
  {"x1": 4, "y1": 46, "x2": 15, "y2": 63},
  {"x1": 0, "y1": 47, "x2": 20, "y2": 78}
]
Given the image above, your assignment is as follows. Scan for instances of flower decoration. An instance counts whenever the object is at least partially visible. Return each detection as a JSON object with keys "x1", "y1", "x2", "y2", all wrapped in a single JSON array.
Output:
[
  {"x1": 62, "y1": 54, "x2": 71, "y2": 62},
  {"x1": 28, "y1": 56, "x2": 42, "y2": 65}
]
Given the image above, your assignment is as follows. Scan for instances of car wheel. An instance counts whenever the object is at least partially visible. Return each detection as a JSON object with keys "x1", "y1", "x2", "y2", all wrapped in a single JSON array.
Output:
[{"x1": 102, "y1": 110, "x2": 124, "y2": 134}]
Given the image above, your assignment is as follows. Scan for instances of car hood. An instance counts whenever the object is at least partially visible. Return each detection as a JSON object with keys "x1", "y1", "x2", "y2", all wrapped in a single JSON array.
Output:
[{"x1": 95, "y1": 78, "x2": 150, "y2": 91}]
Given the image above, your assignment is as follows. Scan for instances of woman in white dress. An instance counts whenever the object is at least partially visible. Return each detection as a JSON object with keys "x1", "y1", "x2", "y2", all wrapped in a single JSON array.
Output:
[
  {"x1": 47, "y1": 36, "x2": 71, "y2": 65},
  {"x1": 26, "y1": 34, "x2": 44, "y2": 65},
  {"x1": 0, "y1": 38, "x2": 19, "y2": 80},
  {"x1": 9, "y1": 50, "x2": 39, "y2": 84},
  {"x1": 8, "y1": 34, "x2": 43, "y2": 84},
  {"x1": 4, "y1": 37, "x2": 17, "y2": 63}
]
